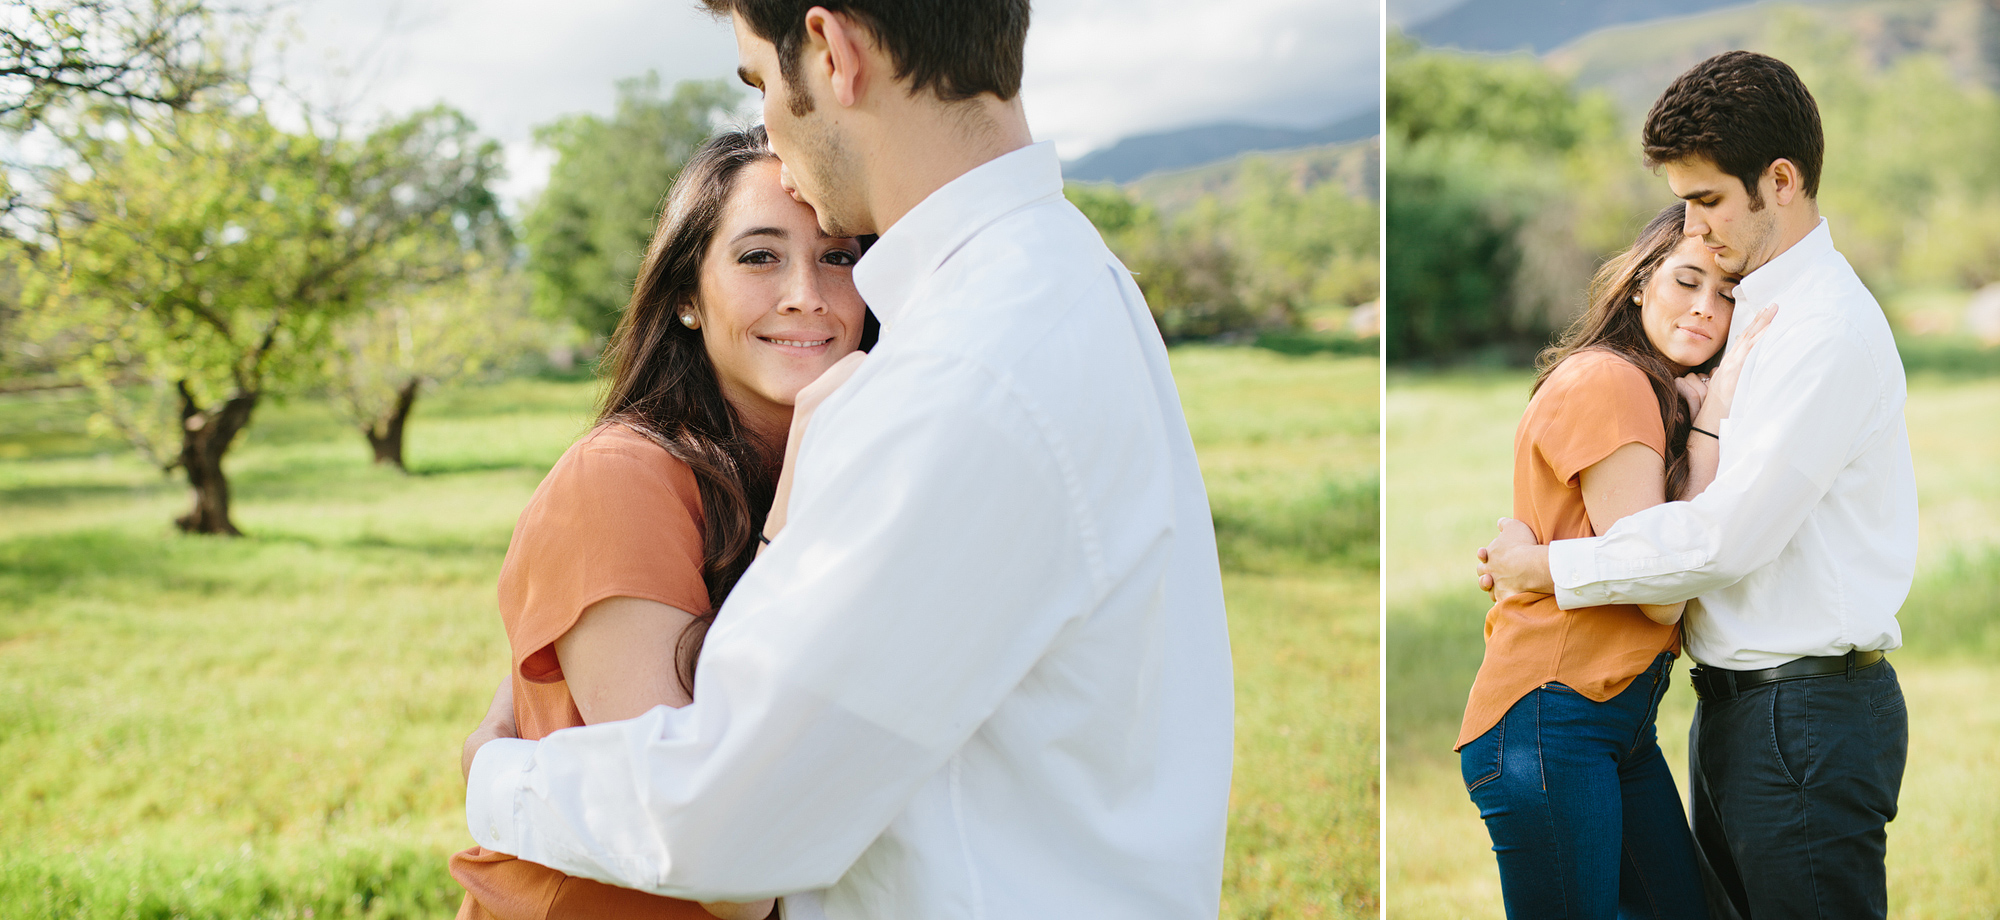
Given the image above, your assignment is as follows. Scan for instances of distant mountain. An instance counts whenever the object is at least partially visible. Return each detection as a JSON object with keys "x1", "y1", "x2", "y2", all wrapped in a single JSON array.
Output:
[
  {"x1": 1124, "y1": 138, "x2": 1381, "y2": 214},
  {"x1": 1546, "y1": 0, "x2": 2000, "y2": 115},
  {"x1": 1408, "y1": 0, "x2": 1834, "y2": 54},
  {"x1": 1061, "y1": 109, "x2": 1380, "y2": 184}
]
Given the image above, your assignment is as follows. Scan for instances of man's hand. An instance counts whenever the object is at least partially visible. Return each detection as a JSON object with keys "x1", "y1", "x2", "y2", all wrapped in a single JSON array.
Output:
[
  {"x1": 462, "y1": 674, "x2": 518, "y2": 783},
  {"x1": 1475, "y1": 517, "x2": 1553, "y2": 601}
]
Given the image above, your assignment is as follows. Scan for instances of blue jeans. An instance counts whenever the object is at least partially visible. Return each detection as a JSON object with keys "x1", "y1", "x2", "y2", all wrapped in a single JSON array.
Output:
[{"x1": 1461, "y1": 653, "x2": 1708, "y2": 920}]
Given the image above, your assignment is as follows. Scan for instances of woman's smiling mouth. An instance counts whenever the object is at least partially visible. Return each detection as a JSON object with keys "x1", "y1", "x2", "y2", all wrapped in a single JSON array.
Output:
[{"x1": 761, "y1": 336, "x2": 833, "y2": 348}]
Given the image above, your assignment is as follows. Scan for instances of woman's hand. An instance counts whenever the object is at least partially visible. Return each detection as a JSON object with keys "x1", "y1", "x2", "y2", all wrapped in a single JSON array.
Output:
[
  {"x1": 1694, "y1": 304, "x2": 1778, "y2": 430},
  {"x1": 461, "y1": 674, "x2": 517, "y2": 782},
  {"x1": 700, "y1": 899, "x2": 778, "y2": 920},
  {"x1": 765, "y1": 352, "x2": 869, "y2": 545},
  {"x1": 1675, "y1": 372, "x2": 1709, "y2": 420},
  {"x1": 792, "y1": 351, "x2": 868, "y2": 424}
]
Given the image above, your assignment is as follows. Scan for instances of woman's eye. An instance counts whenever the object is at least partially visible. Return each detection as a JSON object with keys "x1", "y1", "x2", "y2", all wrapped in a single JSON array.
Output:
[
  {"x1": 1678, "y1": 279, "x2": 1698, "y2": 290},
  {"x1": 822, "y1": 249, "x2": 858, "y2": 266},
  {"x1": 739, "y1": 249, "x2": 778, "y2": 265}
]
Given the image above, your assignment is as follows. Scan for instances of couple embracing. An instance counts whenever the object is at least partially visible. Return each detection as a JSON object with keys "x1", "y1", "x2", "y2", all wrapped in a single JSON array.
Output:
[
  {"x1": 450, "y1": 1, "x2": 1234, "y2": 919},
  {"x1": 1466, "y1": 52, "x2": 1916, "y2": 919}
]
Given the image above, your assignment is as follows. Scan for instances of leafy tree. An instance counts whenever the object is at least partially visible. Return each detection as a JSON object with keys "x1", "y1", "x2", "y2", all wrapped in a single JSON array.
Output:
[
  {"x1": 323, "y1": 262, "x2": 545, "y2": 470},
  {"x1": 23, "y1": 102, "x2": 505, "y2": 534},
  {"x1": 1, "y1": 0, "x2": 227, "y2": 131},
  {"x1": 1385, "y1": 34, "x2": 1619, "y2": 363},
  {"x1": 524, "y1": 74, "x2": 739, "y2": 340},
  {"x1": 1065, "y1": 151, "x2": 1380, "y2": 343}
]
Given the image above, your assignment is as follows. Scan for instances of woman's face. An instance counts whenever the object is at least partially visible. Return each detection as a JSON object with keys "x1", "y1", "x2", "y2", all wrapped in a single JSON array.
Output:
[
  {"x1": 691, "y1": 158, "x2": 866, "y2": 429},
  {"x1": 1639, "y1": 236, "x2": 1739, "y2": 371}
]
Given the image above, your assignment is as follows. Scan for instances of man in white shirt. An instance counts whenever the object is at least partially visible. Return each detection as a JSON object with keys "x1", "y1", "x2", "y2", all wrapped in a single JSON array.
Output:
[
  {"x1": 1479, "y1": 51, "x2": 1915, "y2": 919},
  {"x1": 460, "y1": 2, "x2": 1235, "y2": 918}
]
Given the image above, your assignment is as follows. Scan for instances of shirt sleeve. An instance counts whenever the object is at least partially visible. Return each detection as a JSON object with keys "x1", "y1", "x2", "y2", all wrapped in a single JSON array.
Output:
[
  {"x1": 1549, "y1": 314, "x2": 1897, "y2": 608},
  {"x1": 466, "y1": 351, "x2": 1099, "y2": 900},
  {"x1": 500, "y1": 429, "x2": 711, "y2": 684},
  {"x1": 1532, "y1": 352, "x2": 1668, "y2": 486}
]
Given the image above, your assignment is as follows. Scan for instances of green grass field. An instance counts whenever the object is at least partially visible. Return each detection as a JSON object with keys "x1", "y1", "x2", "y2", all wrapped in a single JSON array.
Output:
[
  {"x1": 0, "y1": 344, "x2": 1380, "y2": 919},
  {"x1": 1386, "y1": 368, "x2": 2000, "y2": 919}
]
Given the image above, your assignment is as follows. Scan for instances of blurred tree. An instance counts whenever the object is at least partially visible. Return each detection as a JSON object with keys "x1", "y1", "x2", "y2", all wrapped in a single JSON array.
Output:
[
  {"x1": 1385, "y1": 34, "x2": 1619, "y2": 364},
  {"x1": 323, "y1": 263, "x2": 544, "y2": 470},
  {"x1": 524, "y1": 74, "x2": 738, "y2": 341},
  {"x1": 23, "y1": 102, "x2": 505, "y2": 534},
  {"x1": 1064, "y1": 149, "x2": 1380, "y2": 343},
  {"x1": 0, "y1": 0, "x2": 227, "y2": 131}
]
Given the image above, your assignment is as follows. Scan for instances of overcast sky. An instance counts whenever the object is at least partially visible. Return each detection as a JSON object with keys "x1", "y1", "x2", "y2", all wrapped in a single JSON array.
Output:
[
  {"x1": 1385, "y1": 0, "x2": 1465, "y2": 27},
  {"x1": 276, "y1": 0, "x2": 1380, "y2": 206}
]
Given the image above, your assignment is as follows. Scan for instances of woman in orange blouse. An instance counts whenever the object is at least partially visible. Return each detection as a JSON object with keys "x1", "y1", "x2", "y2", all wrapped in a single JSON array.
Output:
[
  {"x1": 1458, "y1": 203, "x2": 1772, "y2": 918},
  {"x1": 449, "y1": 126, "x2": 872, "y2": 920}
]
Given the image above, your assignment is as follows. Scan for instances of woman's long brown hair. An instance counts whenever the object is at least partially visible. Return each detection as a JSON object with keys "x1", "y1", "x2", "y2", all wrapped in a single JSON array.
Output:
[
  {"x1": 1533, "y1": 202, "x2": 1719, "y2": 501},
  {"x1": 594, "y1": 126, "x2": 861, "y2": 696}
]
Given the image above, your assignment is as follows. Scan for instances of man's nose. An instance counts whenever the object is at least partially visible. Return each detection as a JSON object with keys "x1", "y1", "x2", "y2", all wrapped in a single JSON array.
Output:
[
  {"x1": 779, "y1": 163, "x2": 806, "y2": 204},
  {"x1": 1683, "y1": 209, "x2": 1709, "y2": 239}
]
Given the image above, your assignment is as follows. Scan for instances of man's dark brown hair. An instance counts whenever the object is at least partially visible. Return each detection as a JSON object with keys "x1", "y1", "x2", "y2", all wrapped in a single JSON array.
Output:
[
  {"x1": 1642, "y1": 50, "x2": 1823, "y2": 209},
  {"x1": 704, "y1": 0, "x2": 1030, "y2": 115}
]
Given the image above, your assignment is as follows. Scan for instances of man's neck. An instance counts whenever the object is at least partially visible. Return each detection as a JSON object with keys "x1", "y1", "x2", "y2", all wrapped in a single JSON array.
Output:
[
  {"x1": 859, "y1": 95, "x2": 1032, "y2": 233},
  {"x1": 1754, "y1": 199, "x2": 1823, "y2": 274}
]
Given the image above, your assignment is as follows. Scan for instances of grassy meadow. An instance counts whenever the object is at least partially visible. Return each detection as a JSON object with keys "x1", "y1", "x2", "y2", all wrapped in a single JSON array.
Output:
[
  {"x1": 1386, "y1": 364, "x2": 2000, "y2": 919},
  {"x1": 0, "y1": 344, "x2": 1380, "y2": 919}
]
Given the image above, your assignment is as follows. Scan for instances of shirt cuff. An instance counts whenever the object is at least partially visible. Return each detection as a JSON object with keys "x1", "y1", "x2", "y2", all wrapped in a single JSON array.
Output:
[
  {"x1": 466, "y1": 737, "x2": 538, "y2": 856},
  {"x1": 1547, "y1": 535, "x2": 1605, "y2": 610}
]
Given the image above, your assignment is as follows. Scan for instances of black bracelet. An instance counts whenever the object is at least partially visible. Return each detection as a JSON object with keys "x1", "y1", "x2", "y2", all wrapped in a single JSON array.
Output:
[
  {"x1": 757, "y1": 532, "x2": 772, "y2": 545},
  {"x1": 1691, "y1": 425, "x2": 1719, "y2": 440}
]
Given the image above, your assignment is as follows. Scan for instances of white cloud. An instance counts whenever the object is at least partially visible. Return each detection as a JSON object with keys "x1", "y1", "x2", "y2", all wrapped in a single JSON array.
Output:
[{"x1": 276, "y1": 0, "x2": 1379, "y2": 203}]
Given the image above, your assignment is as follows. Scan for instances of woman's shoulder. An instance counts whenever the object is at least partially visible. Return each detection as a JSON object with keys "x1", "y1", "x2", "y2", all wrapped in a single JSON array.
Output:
[
  {"x1": 545, "y1": 422, "x2": 700, "y2": 501},
  {"x1": 1527, "y1": 349, "x2": 1659, "y2": 430},
  {"x1": 1544, "y1": 347, "x2": 1647, "y2": 389}
]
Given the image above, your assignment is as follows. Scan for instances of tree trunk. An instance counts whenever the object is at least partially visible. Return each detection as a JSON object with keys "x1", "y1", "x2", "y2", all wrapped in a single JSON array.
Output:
[
  {"x1": 175, "y1": 381, "x2": 258, "y2": 536},
  {"x1": 364, "y1": 378, "x2": 420, "y2": 471}
]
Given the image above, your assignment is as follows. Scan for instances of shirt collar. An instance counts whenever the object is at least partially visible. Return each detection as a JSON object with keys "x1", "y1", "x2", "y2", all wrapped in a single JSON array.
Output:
[
  {"x1": 1733, "y1": 216, "x2": 1833, "y2": 313},
  {"x1": 852, "y1": 141, "x2": 1065, "y2": 328}
]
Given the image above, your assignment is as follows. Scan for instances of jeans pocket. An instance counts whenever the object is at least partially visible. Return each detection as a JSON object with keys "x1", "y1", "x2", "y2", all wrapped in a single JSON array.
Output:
[
  {"x1": 1869, "y1": 680, "x2": 1906, "y2": 717},
  {"x1": 1461, "y1": 717, "x2": 1505, "y2": 793},
  {"x1": 1768, "y1": 685, "x2": 1806, "y2": 789}
]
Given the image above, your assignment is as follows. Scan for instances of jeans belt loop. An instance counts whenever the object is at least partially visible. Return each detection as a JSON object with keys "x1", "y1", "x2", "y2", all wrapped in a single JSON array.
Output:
[
  {"x1": 1845, "y1": 649, "x2": 1857, "y2": 679},
  {"x1": 1721, "y1": 668, "x2": 1738, "y2": 702}
]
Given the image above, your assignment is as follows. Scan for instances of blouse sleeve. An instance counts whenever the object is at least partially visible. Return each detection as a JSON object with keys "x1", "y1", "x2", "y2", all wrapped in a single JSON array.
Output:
[
  {"x1": 497, "y1": 426, "x2": 711, "y2": 684},
  {"x1": 1530, "y1": 351, "x2": 1670, "y2": 485}
]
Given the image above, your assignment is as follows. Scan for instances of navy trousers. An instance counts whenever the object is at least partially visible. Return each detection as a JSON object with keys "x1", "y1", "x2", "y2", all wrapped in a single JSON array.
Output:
[{"x1": 1686, "y1": 658, "x2": 1908, "y2": 919}]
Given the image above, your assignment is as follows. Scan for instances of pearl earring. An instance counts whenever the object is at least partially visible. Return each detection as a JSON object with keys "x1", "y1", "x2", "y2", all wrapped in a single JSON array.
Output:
[{"x1": 681, "y1": 314, "x2": 698, "y2": 329}]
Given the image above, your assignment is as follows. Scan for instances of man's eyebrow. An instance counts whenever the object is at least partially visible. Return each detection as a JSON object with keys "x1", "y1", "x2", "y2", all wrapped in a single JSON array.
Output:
[{"x1": 1678, "y1": 187, "x2": 1719, "y2": 201}]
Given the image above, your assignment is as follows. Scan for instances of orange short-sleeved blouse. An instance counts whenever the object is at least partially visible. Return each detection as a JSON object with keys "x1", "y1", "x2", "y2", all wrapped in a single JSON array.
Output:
[
  {"x1": 451, "y1": 424, "x2": 716, "y2": 920},
  {"x1": 1455, "y1": 349, "x2": 1682, "y2": 750}
]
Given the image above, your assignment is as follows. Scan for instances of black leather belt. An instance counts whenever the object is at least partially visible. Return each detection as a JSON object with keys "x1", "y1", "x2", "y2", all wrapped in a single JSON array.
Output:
[{"x1": 1688, "y1": 649, "x2": 1885, "y2": 701}]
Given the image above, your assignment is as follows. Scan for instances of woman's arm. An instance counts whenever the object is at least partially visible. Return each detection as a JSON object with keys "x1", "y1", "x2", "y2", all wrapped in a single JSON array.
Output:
[
  {"x1": 1578, "y1": 442, "x2": 1686, "y2": 625},
  {"x1": 762, "y1": 352, "x2": 869, "y2": 550},
  {"x1": 554, "y1": 599, "x2": 776, "y2": 920},
  {"x1": 1680, "y1": 305, "x2": 1780, "y2": 500},
  {"x1": 553, "y1": 596, "x2": 698, "y2": 721}
]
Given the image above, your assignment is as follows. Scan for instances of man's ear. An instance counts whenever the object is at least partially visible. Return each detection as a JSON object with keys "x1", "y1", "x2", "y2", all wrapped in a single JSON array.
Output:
[
  {"x1": 1765, "y1": 158, "x2": 1802, "y2": 208},
  {"x1": 804, "y1": 6, "x2": 870, "y2": 108}
]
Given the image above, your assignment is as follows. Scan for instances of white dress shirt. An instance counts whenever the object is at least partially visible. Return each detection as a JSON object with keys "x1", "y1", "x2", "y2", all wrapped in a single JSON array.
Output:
[
  {"x1": 466, "y1": 141, "x2": 1235, "y2": 918},
  {"x1": 1548, "y1": 218, "x2": 1918, "y2": 669}
]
